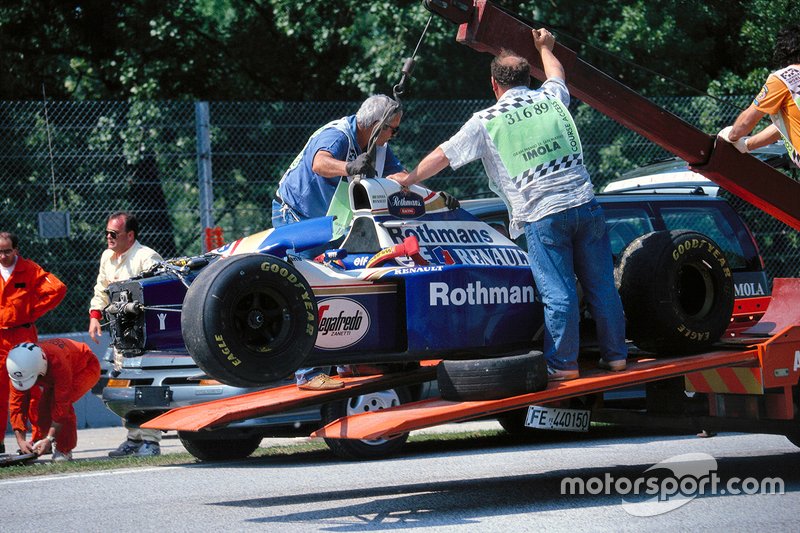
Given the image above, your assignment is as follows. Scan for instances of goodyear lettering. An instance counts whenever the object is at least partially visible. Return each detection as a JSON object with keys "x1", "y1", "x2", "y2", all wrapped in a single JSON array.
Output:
[
  {"x1": 213, "y1": 334, "x2": 242, "y2": 366},
  {"x1": 672, "y1": 238, "x2": 732, "y2": 278},
  {"x1": 676, "y1": 324, "x2": 710, "y2": 342},
  {"x1": 301, "y1": 291, "x2": 315, "y2": 335},
  {"x1": 430, "y1": 281, "x2": 535, "y2": 306}
]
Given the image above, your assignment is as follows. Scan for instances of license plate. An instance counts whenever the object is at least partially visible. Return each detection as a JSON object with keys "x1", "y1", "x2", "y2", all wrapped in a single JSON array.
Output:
[
  {"x1": 524, "y1": 405, "x2": 591, "y2": 432},
  {"x1": 134, "y1": 386, "x2": 172, "y2": 408}
]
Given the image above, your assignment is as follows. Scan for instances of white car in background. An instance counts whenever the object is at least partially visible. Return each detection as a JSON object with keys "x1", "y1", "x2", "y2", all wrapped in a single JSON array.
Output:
[{"x1": 602, "y1": 142, "x2": 793, "y2": 196}]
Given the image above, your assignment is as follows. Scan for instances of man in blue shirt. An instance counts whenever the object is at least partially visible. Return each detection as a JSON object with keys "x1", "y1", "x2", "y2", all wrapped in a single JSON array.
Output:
[
  {"x1": 273, "y1": 95, "x2": 408, "y2": 390},
  {"x1": 273, "y1": 95, "x2": 407, "y2": 226}
]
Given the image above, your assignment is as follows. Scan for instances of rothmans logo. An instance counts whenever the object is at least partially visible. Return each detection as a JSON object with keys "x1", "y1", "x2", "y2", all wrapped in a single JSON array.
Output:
[
  {"x1": 11, "y1": 371, "x2": 23, "y2": 378},
  {"x1": 387, "y1": 190, "x2": 425, "y2": 219},
  {"x1": 430, "y1": 281, "x2": 535, "y2": 306}
]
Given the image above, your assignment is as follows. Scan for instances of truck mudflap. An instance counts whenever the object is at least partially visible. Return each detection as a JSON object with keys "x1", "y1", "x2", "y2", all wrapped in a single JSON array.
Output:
[
  {"x1": 312, "y1": 349, "x2": 761, "y2": 441},
  {"x1": 140, "y1": 365, "x2": 437, "y2": 432},
  {"x1": 742, "y1": 278, "x2": 800, "y2": 337}
]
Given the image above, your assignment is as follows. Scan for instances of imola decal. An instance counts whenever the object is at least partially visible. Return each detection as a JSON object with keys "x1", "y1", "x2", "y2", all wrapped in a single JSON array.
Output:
[{"x1": 315, "y1": 298, "x2": 371, "y2": 350}]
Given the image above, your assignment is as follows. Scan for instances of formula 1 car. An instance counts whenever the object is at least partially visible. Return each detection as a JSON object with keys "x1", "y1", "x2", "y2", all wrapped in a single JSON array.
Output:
[{"x1": 106, "y1": 177, "x2": 735, "y2": 389}]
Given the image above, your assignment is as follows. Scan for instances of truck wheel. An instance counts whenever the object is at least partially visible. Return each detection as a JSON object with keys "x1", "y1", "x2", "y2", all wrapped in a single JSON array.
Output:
[
  {"x1": 181, "y1": 254, "x2": 317, "y2": 387},
  {"x1": 321, "y1": 387, "x2": 411, "y2": 460},
  {"x1": 437, "y1": 351, "x2": 547, "y2": 401},
  {"x1": 615, "y1": 230, "x2": 734, "y2": 355},
  {"x1": 178, "y1": 432, "x2": 262, "y2": 461}
]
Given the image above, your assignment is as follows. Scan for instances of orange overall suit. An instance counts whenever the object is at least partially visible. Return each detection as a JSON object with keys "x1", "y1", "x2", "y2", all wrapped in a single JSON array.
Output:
[
  {"x1": 0, "y1": 257, "x2": 66, "y2": 433},
  {"x1": 9, "y1": 338, "x2": 100, "y2": 453}
]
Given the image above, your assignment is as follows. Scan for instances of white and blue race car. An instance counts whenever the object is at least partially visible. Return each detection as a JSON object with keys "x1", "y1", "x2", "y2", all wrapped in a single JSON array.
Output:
[{"x1": 106, "y1": 177, "x2": 737, "y2": 389}]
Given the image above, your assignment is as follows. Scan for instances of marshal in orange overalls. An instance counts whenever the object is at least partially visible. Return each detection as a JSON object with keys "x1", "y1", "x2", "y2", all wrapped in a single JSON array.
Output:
[{"x1": 9, "y1": 338, "x2": 100, "y2": 453}]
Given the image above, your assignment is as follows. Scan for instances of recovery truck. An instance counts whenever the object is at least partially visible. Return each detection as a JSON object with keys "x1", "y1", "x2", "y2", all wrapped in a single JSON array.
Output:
[{"x1": 142, "y1": 0, "x2": 800, "y2": 453}]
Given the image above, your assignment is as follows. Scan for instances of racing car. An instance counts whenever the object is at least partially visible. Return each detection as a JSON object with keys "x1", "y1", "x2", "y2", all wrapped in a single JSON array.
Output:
[{"x1": 105, "y1": 177, "x2": 735, "y2": 390}]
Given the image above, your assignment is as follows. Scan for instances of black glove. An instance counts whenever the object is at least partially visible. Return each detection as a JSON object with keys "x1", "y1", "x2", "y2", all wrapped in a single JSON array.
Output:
[
  {"x1": 345, "y1": 153, "x2": 376, "y2": 178},
  {"x1": 440, "y1": 191, "x2": 460, "y2": 210}
]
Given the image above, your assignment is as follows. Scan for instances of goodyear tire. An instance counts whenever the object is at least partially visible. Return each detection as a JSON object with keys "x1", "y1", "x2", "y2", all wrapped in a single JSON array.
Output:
[
  {"x1": 615, "y1": 230, "x2": 734, "y2": 355},
  {"x1": 178, "y1": 432, "x2": 262, "y2": 461},
  {"x1": 181, "y1": 254, "x2": 317, "y2": 387},
  {"x1": 321, "y1": 387, "x2": 411, "y2": 460},
  {"x1": 437, "y1": 351, "x2": 547, "y2": 401}
]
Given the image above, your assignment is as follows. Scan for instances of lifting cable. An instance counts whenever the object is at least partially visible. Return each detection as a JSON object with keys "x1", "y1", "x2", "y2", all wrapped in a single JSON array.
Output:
[{"x1": 363, "y1": 13, "x2": 435, "y2": 164}]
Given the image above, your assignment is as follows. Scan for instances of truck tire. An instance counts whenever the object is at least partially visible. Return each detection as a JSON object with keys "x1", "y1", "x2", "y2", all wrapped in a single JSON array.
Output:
[
  {"x1": 181, "y1": 254, "x2": 317, "y2": 387},
  {"x1": 321, "y1": 387, "x2": 411, "y2": 460},
  {"x1": 179, "y1": 432, "x2": 262, "y2": 461},
  {"x1": 437, "y1": 351, "x2": 547, "y2": 401},
  {"x1": 615, "y1": 230, "x2": 734, "y2": 355}
]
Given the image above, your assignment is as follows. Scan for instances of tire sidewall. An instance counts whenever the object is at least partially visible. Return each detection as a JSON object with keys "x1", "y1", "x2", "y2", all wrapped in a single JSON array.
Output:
[
  {"x1": 616, "y1": 230, "x2": 734, "y2": 354},
  {"x1": 182, "y1": 254, "x2": 317, "y2": 386}
]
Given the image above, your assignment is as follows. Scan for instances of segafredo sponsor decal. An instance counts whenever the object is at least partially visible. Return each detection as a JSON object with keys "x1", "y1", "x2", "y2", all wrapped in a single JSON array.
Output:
[
  {"x1": 430, "y1": 281, "x2": 535, "y2": 306},
  {"x1": 315, "y1": 298, "x2": 371, "y2": 350}
]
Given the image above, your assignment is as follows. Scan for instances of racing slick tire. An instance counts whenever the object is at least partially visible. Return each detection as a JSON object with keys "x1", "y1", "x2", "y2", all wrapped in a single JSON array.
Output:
[
  {"x1": 181, "y1": 254, "x2": 318, "y2": 387},
  {"x1": 321, "y1": 387, "x2": 411, "y2": 460},
  {"x1": 615, "y1": 230, "x2": 734, "y2": 355},
  {"x1": 436, "y1": 351, "x2": 547, "y2": 402},
  {"x1": 178, "y1": 432, "x2": 262, "y2": 461}
]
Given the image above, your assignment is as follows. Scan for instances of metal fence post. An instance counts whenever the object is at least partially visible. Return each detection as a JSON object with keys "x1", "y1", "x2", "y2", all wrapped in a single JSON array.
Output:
[{"x1": 195, "y1": 101, "x2": 214, "y2": 252}]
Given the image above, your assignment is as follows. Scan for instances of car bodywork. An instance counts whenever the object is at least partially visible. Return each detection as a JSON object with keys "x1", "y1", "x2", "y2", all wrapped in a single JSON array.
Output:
[{"x1": 103, "y1": 177, "x2": 768, "y2": 437}]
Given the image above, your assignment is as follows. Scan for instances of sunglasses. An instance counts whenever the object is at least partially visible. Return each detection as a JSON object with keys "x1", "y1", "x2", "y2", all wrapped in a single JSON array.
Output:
[
  {"x1": 383, "y1": 124, "x2": 400, "y2": 135},
  {"x1": 0, "y1": 248, "x2": 15, "y2": 255},
  {"x1": 105, "y1": 230, "x2": 119, "y2": 239}
]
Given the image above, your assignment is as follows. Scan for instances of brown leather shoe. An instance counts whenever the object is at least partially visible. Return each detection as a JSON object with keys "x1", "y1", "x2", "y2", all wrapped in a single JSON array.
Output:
[
  {"x1": 298, "y1": 373, "x2": 345, "y2": 391},
  {"x1": 547, "y1": 366, "x2": 580, "y2": 382}
]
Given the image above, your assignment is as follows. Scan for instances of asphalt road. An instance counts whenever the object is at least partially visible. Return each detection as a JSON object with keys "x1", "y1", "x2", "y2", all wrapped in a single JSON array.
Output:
[{"x1": 2, "y1": 427, "x2": 798, "y2": 531}]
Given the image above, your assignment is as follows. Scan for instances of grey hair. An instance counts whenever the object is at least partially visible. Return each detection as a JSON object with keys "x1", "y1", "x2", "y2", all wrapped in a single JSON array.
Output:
[{"x1": 355, "y1": 95, "x2": 400, "y2": 128}]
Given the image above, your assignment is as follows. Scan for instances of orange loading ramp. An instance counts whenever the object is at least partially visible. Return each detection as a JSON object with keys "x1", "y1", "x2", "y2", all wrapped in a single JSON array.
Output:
[
  {"x1": 142, "y1": 280, "x2": 800, "y2": 437},
  {"x1": 143, "y1": 348, "x2": 760, "y2": 436}
]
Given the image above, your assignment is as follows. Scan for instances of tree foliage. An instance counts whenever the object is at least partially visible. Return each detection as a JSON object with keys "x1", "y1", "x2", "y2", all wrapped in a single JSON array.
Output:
[{"x1": 2, "y1": 0, "x2": 794, "y2": 102}]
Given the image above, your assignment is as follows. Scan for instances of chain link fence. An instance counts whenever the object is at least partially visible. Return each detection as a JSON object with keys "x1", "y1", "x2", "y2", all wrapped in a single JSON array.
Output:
[{"x1": 2, "y1": 97, "x2": 798, "y2": 333}]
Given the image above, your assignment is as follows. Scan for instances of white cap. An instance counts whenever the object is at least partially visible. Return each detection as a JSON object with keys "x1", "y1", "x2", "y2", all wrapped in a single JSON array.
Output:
[{"x1": 7, "y1": 342, "x2": 47, "y2": 391}]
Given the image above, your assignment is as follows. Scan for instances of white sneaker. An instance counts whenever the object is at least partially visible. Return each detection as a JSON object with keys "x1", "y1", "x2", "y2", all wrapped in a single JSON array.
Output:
[
  {"x1": 135, "y1": 441, "x2": 161, "y2": 457},
  {"x1": 52, "y1": 448, "x2": 73, "y2": 462}
]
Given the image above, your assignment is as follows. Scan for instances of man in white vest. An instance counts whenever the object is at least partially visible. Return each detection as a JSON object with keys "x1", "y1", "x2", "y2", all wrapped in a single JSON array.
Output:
[
  {"x1": 719, "y1": 23, "x2": 800, "y2": 168},
  {"x1": 391, "y1": 29, "x2": 627, "y2": 382}
]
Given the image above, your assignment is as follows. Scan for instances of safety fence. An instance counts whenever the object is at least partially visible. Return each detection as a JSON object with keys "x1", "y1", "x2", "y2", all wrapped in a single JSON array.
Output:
[{"x1": 1, "y1": 97, "x2": 798, "y2": 333}]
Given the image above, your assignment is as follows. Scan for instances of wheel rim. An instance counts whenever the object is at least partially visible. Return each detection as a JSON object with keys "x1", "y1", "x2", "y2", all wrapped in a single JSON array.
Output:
[
  {"x1": 346, "y1": 390, "x2": 401, "y2": 446},
  {"x1": 231, "y1": 284, "x2": 292, "y2": 353},
  {"x1": 677, "y1": 261, "x2": 714, "y2": 318}
]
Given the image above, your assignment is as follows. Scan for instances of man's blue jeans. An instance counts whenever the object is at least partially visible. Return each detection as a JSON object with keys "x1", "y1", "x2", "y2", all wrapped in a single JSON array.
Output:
[{"x1": 524, "y1": 199, "x2": 627, "y2": 370}]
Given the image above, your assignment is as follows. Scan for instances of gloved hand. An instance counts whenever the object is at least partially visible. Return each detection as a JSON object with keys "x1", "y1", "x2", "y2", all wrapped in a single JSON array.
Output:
[
  {"x1": 440, "y1": 191, "x2": 460, "y2": 210},
  {"x1": 345, "y1": 153, "x2": 376, "y2": 178},
  {"x1": 717, "y1": 126, "x2": 751, "y2": 153}
]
